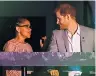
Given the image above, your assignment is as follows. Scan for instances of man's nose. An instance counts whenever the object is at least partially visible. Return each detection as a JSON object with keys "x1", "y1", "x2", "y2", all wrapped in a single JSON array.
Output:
[{"x1": 29, "y1": 28, "x2": 32, "y2": 32}]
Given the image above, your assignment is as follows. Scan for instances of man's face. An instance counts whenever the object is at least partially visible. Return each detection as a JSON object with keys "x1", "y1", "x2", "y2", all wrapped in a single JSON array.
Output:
[
  {"x1": 56, "y1": 11, "x2": 69, "y2": 30},
  {"x1": 17, "y1": 20, "x2": 32, "y2": 39}
]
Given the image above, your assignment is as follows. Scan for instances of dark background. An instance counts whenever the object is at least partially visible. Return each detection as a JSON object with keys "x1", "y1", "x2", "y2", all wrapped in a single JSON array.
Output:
[{"x1": 0, "y1": 17, "x2": 46, "y2": 51}]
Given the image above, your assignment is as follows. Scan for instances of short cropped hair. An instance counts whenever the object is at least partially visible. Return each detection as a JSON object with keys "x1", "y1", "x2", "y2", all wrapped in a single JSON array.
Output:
[
  {"x1": 15, "y1": 18, "x2": 30, "y2": 34},
  {"x1": 55, "y1": 3, "x2": 76, "y2": 18},
  {"x1": 16, "y1": 18, "x2": 29, "y2": 26}
]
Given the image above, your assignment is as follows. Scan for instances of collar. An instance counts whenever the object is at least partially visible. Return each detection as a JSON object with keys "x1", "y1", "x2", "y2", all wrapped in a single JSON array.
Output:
[{"x1": 66, "y1": 24, "x2": 80, "y2": 38}]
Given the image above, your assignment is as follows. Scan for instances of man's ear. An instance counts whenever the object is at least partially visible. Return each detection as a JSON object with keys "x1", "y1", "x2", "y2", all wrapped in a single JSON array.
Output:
[
  {"x1": 66, "y1": 14, "x2": 71, "y2": 20},
  {"x1": 16, "y1": 26, "x2": 20, "y2": 33}
]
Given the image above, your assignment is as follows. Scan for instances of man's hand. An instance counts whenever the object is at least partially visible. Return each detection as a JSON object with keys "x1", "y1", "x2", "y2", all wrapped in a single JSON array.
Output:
[
  {"x1": 40, "y1": 36, "x2": 47, "y2": 48},
  {"x1": 49, "y1": 70, "x2": 59, "y2": 76}
]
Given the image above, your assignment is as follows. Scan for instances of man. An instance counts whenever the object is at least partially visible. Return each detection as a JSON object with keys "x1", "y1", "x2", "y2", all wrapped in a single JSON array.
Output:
[
  {"x1": 49, "y1": 3, "x2": 95, "y2": 52},
  {"x1": 47, "y1": 3, "x2": 95, "y2": 76}
]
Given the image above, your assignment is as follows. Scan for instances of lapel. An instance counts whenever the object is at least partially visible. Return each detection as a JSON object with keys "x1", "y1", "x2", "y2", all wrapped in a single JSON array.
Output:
[
  {"x1": 62, "y1": 30, "x2": 70, "y2": 52},
  {"x1": 61, "y1": 25, "x2": 86, "y2": 52},
  {"x1": 62, "y1": 25, "x2": 86, "y2": 52},
  {"x1": 80, "y1": 25, "x2": 86, "y2": 52}
]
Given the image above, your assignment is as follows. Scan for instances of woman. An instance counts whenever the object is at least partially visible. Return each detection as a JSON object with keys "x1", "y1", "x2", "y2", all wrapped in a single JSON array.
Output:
[
  {"x1": 3, "y1": 18, "x2": 33, "y2": 76},
  {"x1": 3, "y1": 18, "x2": 33, "y2": 52}
]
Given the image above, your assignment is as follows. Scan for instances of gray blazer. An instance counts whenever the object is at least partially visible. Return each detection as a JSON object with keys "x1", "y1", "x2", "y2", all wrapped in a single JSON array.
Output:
[{"x1": 48, "y1": 25, "x2": 95, "y2": 52}]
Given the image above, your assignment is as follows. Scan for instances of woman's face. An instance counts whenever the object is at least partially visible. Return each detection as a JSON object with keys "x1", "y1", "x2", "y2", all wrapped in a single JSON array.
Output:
[{"x1": 16, "y1": 20, "x2": 32, "y2": 39}]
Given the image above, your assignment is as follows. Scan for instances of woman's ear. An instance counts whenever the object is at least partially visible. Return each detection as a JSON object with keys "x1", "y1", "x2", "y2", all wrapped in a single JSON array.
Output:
[{"x1": 16, "y1": 26, "x2": 20, "y2": 33}]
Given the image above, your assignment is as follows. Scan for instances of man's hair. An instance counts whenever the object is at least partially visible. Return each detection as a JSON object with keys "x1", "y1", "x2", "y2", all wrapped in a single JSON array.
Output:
[
  {"x1": 55, "y1": 3, "x2": 76, "y2": 18},
  {"x1": 16, "y1": 18, "x2": 29, "y2": 26}
]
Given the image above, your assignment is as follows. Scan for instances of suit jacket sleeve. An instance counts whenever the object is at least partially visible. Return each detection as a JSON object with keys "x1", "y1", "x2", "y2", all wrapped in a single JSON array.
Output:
[
  {"x1": 48, "y1": 31, "x2": 58, "y2": 52},
  {"x1": 93, "y1": 29, "x2": 95, "y2": 52}
]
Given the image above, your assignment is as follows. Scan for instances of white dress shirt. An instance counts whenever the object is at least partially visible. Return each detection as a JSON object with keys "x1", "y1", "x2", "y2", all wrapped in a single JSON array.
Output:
[{"x1": 66, "y1": 25, "x2": 81, "y2": 52}]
